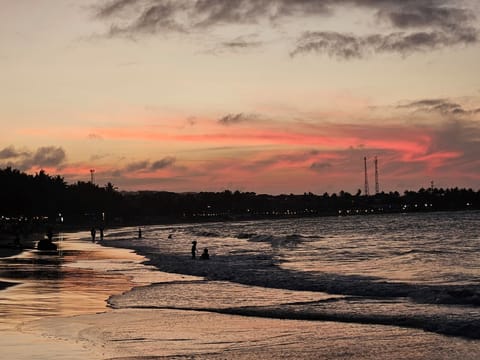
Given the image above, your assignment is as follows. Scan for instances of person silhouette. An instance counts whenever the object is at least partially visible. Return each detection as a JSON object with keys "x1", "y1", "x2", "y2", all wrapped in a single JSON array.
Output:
[
  {"x1": 99, "y1": 227, "x2": 104, "y2": 241},
  {"x1": 37, "y1": 236, "x2": 57, "y2": 251},
  {"x1": 200, "y1": 248, "x2": 209, "y2": 260},
  {"x1": 90, "y1": 227, "x2": 96, "y2": 242},
  {"x1": 138, "y1": 227, "x2": 142, "y2": 239},
  {"x1": 46, "y1": 227, "x2": 53, "y2": 242},
  {"x1": 191, "y1": 241, "x2": 197, "y2": 259}
]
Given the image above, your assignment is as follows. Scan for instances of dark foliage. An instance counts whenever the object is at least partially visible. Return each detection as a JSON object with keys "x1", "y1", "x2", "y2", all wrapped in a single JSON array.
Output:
[{"x1": 0, "y1": 167, "x2": 478, "y2": 227}]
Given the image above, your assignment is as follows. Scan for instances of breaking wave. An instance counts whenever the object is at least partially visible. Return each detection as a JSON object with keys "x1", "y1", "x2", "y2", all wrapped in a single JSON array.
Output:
[{"x1": 103, "y1": 211, "x2": 480, "y2": 341}]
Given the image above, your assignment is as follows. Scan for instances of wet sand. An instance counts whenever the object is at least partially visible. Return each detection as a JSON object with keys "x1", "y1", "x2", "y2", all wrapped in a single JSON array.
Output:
[
  {"x1": 2, "y1": 231, "x2": 480, "y2": 359},
  {"x1": 0, "y1": 235, "x2": 35, "y2": 259},
  {"x1": 25, "y1": 308, "x2": 480, "y2": 359},
  {"x1": 0, "y1": 232, "x2": 157, "y2": 359},
  {"x1": 0, "y1": 235, "x2": 35, "y2": 294}
]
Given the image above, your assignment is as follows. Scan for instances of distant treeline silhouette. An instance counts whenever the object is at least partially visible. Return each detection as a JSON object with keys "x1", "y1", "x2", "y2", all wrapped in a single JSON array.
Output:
[{"x1": 0, "y1": 167, "x2": 479, "y2": 227}]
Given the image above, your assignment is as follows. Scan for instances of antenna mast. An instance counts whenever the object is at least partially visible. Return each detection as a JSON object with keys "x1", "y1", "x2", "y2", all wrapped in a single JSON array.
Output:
[
  {"x1": 90, "y1": 169, "x2": 95, "y2": 184},
  {"x1": 374, "y1": 156, "x2": 380, "y2": 194},
  {"x1": 364, "y1": 156, "x2": 370, "y2": 196}
]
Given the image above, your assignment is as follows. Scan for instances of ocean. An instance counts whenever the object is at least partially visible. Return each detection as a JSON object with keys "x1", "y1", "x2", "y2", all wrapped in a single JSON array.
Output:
[{"x1": 1, "y1": 211, "x2": 480, "y2": 359}]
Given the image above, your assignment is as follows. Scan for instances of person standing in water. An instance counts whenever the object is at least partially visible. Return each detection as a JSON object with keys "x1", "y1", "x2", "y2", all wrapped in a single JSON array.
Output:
[
  {"x1": 90, "y1": 227, "x2": 96, "y2": 242},
  {"x1": 191, "y1": 241, "x2": 197, "y2": 259}
]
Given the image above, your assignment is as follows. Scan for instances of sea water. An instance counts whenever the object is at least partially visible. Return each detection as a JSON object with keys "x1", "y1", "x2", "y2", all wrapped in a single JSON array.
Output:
[
  {"x1": 103, "y1": 211, "x2": 480, "y2": 340},
  {"x1": 1, "y1": 211, "x2": 480, "y2": 358}
]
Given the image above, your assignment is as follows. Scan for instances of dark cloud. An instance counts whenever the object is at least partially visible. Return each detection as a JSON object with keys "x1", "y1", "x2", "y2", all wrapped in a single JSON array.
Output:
[
  {"x1": 0, "y1": 146, "x2": 66, "y2": 171},
  {"x1": 310, "y1": 162, "x2": 332, "y2": 172},
  {"x1": 151, "y1": 156, "x2": 176, "y2": 170},
  {"x1": 97, "y1": 1, "x2": 472, "y2": 31},
  {"x1": 291, "y1": 28, "x2": 478, "y2": 58},
  {"x1": 97, "y1": 0, "x2": 139, "y2": 18},
  {"x1": 95, "y1": 0, "x2": 332, "y2": 33},
  {"x1": 401, "y1": 99, "x2": 454, "y2": 108},
  {"x1": 31, "y1": 147, "x2": 66, "y2": 167},
  {"x1": 204, "y1": 34, "x2": 263, "y2": 54},
  {"x1": 0, "y1": 146, "x2": 26, "y2": 159},
  {"x1": 240, "y1": 149, "x2": 325, "y2": 172},
  {"x1": 95, "y1": 0, "x2": 479, "y2": 56},
  {"x1": 379, "y1": 3, "x2": 473, "y2": 31},
  {"x1": 218, "y1": 35, "x2": 263, "y2": 52},
  {"x1": 398, "y1": 99, "x2": 479, "y2": 116},
  {"x1": 218, "y1": 113, "x2": 256, "y2": 125},
  {"x1": 119, "y1": 157, "x2": 176, "y2": 173},
  {"x1": 291, "y1": 31, "x2": 364, "y2": 59},
  {"x1": 96, "y1": 1, "x2": 477, "y2": 33},
  {"x1": 221, "y1": 39, "x2": 262, "y2": 49},
  {"x1": 125, "y1": 160, "x2": 151, "y2": 172},
  {"x1": 98, "y1": 0, "x2": 188, "y2": 35}
]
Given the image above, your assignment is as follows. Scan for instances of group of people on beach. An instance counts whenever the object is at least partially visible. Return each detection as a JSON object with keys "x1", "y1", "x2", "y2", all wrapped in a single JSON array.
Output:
[
  {"x1": 35, "y1": 224, "x2": 211, "y2": 262},
  {"x1": 90, "y1": 227, "x2": 104, "y2": 242},
  {"x1": 191, "y1": 240, "x2": 209, "y2": 260},
  {"x1": 137, "y1": 227, "x2": 210, "y2": 260}
]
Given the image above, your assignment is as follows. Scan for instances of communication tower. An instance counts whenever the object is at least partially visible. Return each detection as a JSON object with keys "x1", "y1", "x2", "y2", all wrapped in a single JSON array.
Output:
[
  {"x1": 364, "y1": 156, "x2": 370, "y2": 196},
  {"x1": 374, "y1": 156, "x2": 380, "y2": 194},
  {"x1": 90, "y1": 169, "x2": 95, "y2": 184}
]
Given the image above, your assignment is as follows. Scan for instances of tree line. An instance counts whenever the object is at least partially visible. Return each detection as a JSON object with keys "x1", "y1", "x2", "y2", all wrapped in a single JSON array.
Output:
[{"x1": 0, "y1": 167, "x2": 478, "y2": 227}]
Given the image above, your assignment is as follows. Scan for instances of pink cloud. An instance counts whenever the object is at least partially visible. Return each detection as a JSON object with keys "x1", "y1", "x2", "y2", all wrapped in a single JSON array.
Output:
[{"x1": 15, "y1": 109, "x2": 480, "y2": 193}]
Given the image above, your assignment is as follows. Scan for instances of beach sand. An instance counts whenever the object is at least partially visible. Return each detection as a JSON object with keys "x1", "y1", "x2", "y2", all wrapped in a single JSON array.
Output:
[{"x1": 2, "y1": 230, "x2": 480, "y2": 359}]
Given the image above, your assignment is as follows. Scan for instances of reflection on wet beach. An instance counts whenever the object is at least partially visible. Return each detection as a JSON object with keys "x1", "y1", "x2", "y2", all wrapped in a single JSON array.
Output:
[{"x1": 0, "y1": 235, "x2": 162, "y2": 330}]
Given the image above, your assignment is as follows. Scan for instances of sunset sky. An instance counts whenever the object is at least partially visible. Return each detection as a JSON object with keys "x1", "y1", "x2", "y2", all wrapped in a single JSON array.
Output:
[{"x1": 1, "y1": 0, "x2": 479, "y2": 194}]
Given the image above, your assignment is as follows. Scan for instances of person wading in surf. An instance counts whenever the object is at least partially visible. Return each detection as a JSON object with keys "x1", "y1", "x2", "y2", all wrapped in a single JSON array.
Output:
[{"x1": 191, "y1": 240, "x2": 197, "y2": 259}]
